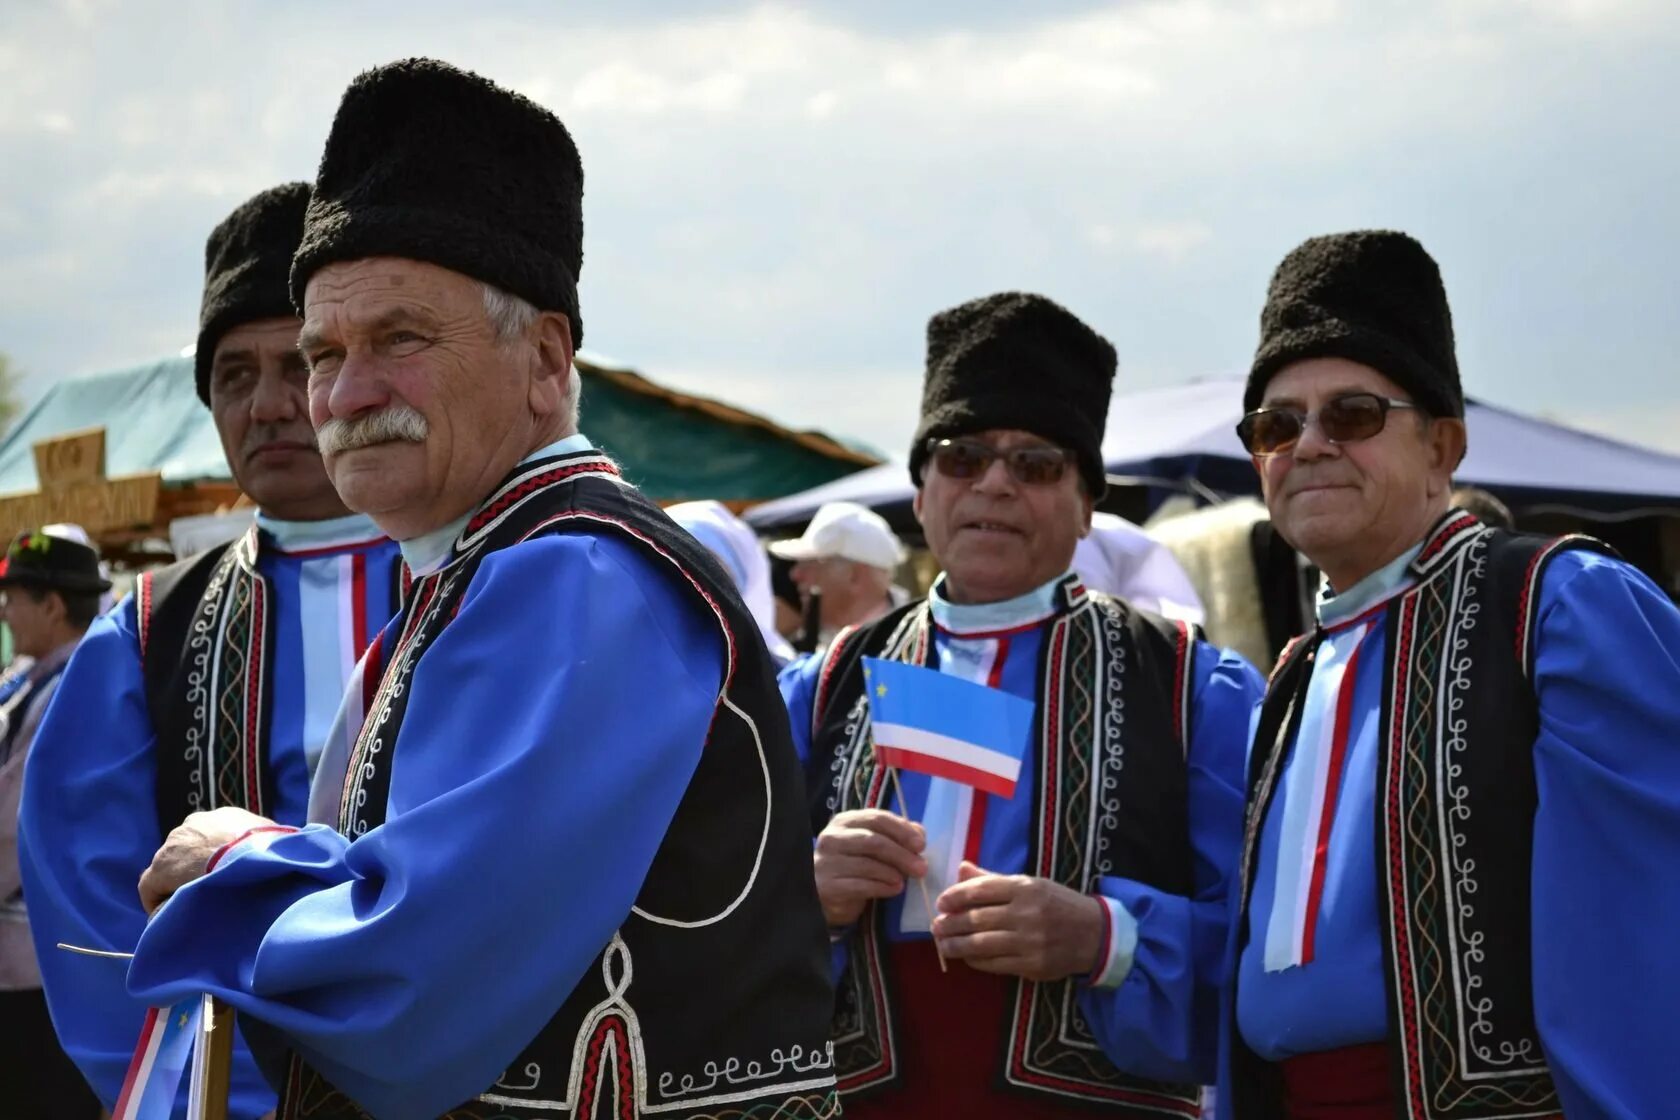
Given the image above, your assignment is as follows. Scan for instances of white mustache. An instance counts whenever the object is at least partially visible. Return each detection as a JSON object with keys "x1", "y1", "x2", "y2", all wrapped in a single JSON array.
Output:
[{"x1": 317, "y1": 406, "x2": 430, "y2": 456}]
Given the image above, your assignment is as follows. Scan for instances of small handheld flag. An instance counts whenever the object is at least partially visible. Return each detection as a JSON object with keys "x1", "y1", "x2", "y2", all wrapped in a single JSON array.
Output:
[
  {"x1": 112, "y1": 997, "x2": 201, "y2": 1120},
  {"x1": 862, "y1": 657, "x2": 1035, "y2": 799}
]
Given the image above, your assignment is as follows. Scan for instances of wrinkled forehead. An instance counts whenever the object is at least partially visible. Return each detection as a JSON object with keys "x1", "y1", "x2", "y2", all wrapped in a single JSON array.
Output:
[
  {"x1": 212, "y1": 316, "x2": 304, "y2": 364},
  {"x1": 301, "y1": 257, "x2": 485, "y2": 335},
  {"x1": 1260, "y1": 357, "x2": 1410, "y2": 409}
]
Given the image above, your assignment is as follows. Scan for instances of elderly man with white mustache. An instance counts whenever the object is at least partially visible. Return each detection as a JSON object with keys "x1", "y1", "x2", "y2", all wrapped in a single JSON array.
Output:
[
  {"x1": 120, "y1": 59, "x2": 837, "y2": 1120},
  {"x1": 19, "y1": 183, "x2": 402, "y2": 1120}
]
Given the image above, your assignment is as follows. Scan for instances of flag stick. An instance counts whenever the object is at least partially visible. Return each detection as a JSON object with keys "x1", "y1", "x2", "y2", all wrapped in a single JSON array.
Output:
[
  {"x1": 187, "y1": 995, "x2": 235, "y2": 1120},
  {"x1": 884, "y1": 764, "x2": 947, "y2": 973}
]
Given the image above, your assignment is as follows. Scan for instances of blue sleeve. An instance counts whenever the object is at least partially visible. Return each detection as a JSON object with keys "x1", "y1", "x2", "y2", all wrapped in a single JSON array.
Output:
[
  {"x1": 777, "y1": 652, "x2": 822, "y2": 766},
  {"x1": 126, "y1": 533, "x2": 726, "y2": 1120},
  {"x1": 1078, "y1": 641, "x2": 1261, "y2": 1084},
  {"x1": 1529, "y1": 550, "x2": 1680, "y2": 1119},
  {"x1": 19, "y1": 599, "x2": 278, "y2": 1119}
]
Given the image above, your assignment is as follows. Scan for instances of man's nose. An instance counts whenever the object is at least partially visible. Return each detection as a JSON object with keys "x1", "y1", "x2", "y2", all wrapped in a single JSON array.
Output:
[
  {"x1": 250, "y1": 372, "x2": 301, "y2": 424},
  {"x1": 970, "y1": 454, "x2": 1017, "y2": 495},
  {"x1": 1291, "y1": 412, "x2": 1339, "y2": 461}
]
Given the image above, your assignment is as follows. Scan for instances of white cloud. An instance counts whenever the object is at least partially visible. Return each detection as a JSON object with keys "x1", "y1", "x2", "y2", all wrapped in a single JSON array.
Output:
[
  {"x1": 1134, "y1": 222, "x2": 1214, "y2": 262},
  {"x1": 0, "y1": 0, "x2": 1676, "y2": 461}
]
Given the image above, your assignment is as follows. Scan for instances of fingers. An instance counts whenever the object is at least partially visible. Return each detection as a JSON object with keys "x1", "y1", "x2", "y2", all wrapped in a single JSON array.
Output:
[
  {"x1": 935, "y1": 929, "x2": 1020, "y2": 962},
  {"x1": 817, "y1": 820, "x2": 928, "y2": 880},
  {"x1": 929, "y1": 902, "x2": 1008, "y2": 939},
  {"x1": 137, "y1": 864, "x2": 171, "y2": 916},
  {"x1": 818, "y1": 853, "x2": 906, "y2": 893},
  {"x1": 936, "y1": 869, "x2": 1023, "y2": 914},
  {"x1": 832, "y1": 809, "x2": 927, "y2": 854}
]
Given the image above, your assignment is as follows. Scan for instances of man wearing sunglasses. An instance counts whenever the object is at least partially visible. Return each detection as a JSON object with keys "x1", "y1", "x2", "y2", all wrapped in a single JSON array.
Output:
[
  {"x1": 782, "y1": 292, "x2": 1263, "y2": 1117},
  {"x1": 1220, "y1": 230, "x2": 1680, "y2": 1118}
]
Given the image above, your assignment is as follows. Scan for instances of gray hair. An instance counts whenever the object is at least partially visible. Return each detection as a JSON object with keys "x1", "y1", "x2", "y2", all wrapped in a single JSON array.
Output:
[
  {"x1": 479, "y1": 282, "x2": 581, "y2": 434},
  {"x1": 481, "y1": 282, "x2": 540, "y2": 344}
]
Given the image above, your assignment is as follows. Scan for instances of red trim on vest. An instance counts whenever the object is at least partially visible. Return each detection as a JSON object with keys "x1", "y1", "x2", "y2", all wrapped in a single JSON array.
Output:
[
  {"x1": 136, "y1": 571, "x2": 155, "y2": 659},
  {"x1": 1384, "y1": 593, "x2": 1429, "y2": 1120},
  {"x1": 1413, "y1": 512, "x2": 1479, "y2": 568},
  {"x1": 465, "y1": 459, "x2": 621, "y2": 537}
]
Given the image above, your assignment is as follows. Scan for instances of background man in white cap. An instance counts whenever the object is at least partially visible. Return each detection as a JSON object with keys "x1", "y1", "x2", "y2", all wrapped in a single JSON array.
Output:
[{"x1": 770, "y1": 500, "x2": 906, "y2": 638}]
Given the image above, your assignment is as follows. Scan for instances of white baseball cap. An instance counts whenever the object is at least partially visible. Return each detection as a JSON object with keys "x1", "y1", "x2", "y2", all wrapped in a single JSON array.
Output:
[{"x1": 768, "y1": 501, "x2": 906, "y2": 572}]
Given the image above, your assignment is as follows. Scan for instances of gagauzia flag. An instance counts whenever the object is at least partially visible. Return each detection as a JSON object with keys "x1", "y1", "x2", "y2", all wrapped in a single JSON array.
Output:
[
  {"x1": 862, "y1": 656, "x2": 1035, "y2": 799},
  {"x1": 112, "y1": 996, "x2": 200, "y2": 1120}
]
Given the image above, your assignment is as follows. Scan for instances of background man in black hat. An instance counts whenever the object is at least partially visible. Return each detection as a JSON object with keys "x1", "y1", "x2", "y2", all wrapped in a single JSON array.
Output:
[
  {"x1": 0, "y1": 529, "x2": 107, "y2": 1119},
  {"x1": 781, "y1": 292, "x2": 1263, "y2": 1118},
  {"x1": 124, "y1": 58, "x2": 836, "y2": 1120},
  {"x1": 1221, "y1": 230, "x2": 1680, "y2": 1118},
  {"x1": 19, "y1": 182, "x2": 402, "y2": 1120}
]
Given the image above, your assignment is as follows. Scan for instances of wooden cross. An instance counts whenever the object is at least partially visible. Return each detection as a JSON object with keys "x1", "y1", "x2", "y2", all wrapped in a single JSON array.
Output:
[{"x1": 0, "y1": 427, "x2": 162, "y2": 540}]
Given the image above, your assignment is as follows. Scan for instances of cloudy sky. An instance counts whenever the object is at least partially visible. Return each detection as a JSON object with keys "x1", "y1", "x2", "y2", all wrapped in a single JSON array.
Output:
[{"x1": 1, "y1": 0, "x2": 1675, "y2": 459}]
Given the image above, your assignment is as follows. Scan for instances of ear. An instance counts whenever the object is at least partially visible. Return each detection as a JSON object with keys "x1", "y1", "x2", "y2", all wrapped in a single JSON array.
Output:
[
  {"x1": 1426, "y1": 417, "x2": 1468, "y2": 498},
  {"x1": 527, "y1": 312, "x2": 575, "y2": 415},
  {"x1": 532, "y1": 312, "x2": 574, "y2": 384},
  {"x1": 1078, "y1": 486, "x2": 1095, "y2": 536},
  {"x1": 911, "y1": 484, "x2": 927, "y2": 529}
]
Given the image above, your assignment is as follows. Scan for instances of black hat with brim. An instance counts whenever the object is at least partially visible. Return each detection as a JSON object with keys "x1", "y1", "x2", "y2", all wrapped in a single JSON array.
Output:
[{"x1": 0, "y1": 531, "x2": 111, "y2": 593}]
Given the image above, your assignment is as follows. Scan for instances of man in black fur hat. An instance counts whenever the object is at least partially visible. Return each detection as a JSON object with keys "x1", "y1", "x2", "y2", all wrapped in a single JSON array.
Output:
[
  {"x1": 781, "y1": 292, "x2": 1263, "y2": 1117},
  {"x1": 124, "y1": 59, "x2": 836, "y2": 1120},
  {"x1": 20, "y1": 183, "x2": 402, "y2": 1120},
  {"x1": 1220, "y1": 230, "x2": 1680, "y2": 1117}
]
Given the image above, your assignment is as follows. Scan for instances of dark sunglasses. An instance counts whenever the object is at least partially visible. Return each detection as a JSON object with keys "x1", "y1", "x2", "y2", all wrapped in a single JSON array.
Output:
[
  {"x1": 1236, "y1": 392, "x2": 1421, "y2": 457},
  {"x1": 926, "y1": 438, "x2": 1075, "y2": 486}
]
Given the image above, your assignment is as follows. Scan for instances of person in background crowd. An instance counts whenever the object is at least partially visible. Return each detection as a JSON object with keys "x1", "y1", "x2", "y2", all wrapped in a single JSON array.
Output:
[
  {"x1": 121, "y1": 58, "x2": 836, "y2": 1120},
  {"x1": 1071, "y1": 510, "x2": 1206, "y2": 622},
  {"x1": 1450, "y1": 483, "x2": 1514, "y2": 529},
  {"x1": 1223, "y1": 229, "x2": 1680, "y2": 1118},
  {"x1": 0, "y1": 529, "x2": 107, "y2": 1119},
  {"x1": 782, "y1": 291, "x2": 1263, "y2": 1118},
  {"x1": 770, "y1": 500, "x2": 908, "y2": 639},
  {"x1": 20, "y1": 183, "x2": 402, "y2": 1120},
  {"x1": 668, "y1": 499, "x2": 796, "y2": 664}
]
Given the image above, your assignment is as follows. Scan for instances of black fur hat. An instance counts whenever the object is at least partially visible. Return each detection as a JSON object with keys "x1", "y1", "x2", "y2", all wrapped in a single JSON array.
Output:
[
  {"x1": 291, "y1": 58, "x2": 584, "y2": 344},
  {"x1": 909, "y1": 292, "x2": 1115, "y2": 496},
  {"x1": 195, "y1": 182, "x2": 310, "y2": 404},
  {"x1": 1248, "y1": 230, "x2": 1463, "y2": 418}
]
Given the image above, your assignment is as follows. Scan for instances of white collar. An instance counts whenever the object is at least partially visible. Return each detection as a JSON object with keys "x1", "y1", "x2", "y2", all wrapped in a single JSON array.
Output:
[
  {"x1": 399, "y1": 433, "x2": 595, "y2": 575},
  {"x1": 928, "y1": 571, "x2": 1067, "y2": 636},
  {"x1": 1317, "y1": 540, "x2": 1424, "y2": 628},
  {"x1": 254, "y1": 511, "x2": 386, "y2": 555}
]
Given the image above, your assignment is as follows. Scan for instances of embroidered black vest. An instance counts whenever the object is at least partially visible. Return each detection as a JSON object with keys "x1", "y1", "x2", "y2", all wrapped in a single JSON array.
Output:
[
  {"x1": 804, "y1": 574, "x2": 1205, "y2": 1118},
  {"x1": 274, "y1": 451, "x2": 839, "y2": 1120},
  {"x1": 138, "y1": 529, "x2": 403, "y2": 840},
  {"x1": 1229, "y1": 513, "x2": 1614, "y2": 1120},
  {"x1": 139, "y1": 530, "x2": 279, "y2": 837}
]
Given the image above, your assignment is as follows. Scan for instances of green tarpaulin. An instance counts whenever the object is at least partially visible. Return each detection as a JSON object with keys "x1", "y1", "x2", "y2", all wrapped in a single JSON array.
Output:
[{"x1": 0, "y1": 352, "x2": 875, "y2": 504}]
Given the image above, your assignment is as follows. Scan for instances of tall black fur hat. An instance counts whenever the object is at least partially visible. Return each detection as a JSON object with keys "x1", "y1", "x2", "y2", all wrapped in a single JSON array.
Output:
[
  {"x1": 195, "y1": 181, "x2": 310, "y2": 404},
  {"x1": 1248, "y1": 230, "x2": 1463, "y2": 418},
  {"x1": 291, "y1": 58, "x2": 584, "y2": 343},
  {"x1": 909, "y1": 292, "x2": 1115, "y2": 496}
]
